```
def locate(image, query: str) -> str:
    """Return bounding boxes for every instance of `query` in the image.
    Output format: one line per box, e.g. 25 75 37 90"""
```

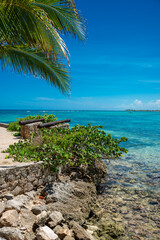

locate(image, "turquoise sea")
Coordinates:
0 110 160 193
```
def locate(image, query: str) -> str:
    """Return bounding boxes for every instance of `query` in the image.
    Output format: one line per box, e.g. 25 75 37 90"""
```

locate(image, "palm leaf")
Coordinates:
0 0 69 58
34 0 86 40
0 45 70 94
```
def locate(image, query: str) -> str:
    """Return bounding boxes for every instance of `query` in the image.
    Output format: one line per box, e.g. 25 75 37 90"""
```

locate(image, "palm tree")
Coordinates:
0 0 86 94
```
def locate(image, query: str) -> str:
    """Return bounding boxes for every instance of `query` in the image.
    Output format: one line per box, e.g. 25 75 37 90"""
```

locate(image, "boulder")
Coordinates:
19 208 36 232
0 210 19 227
36 226 58 240
36 211 51 226
53 225 73 240
69 221 93 240
31 205 47 215
0 227 23 240
11 186 23 196
48 211 64 228
5 199 23 211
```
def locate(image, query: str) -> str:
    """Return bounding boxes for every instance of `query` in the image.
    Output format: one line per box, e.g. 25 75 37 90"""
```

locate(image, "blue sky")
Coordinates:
1 0 160 110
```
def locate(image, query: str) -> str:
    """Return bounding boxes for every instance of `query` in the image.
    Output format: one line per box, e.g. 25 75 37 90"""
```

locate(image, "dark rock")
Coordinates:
3 194 14 200
31 205 47 215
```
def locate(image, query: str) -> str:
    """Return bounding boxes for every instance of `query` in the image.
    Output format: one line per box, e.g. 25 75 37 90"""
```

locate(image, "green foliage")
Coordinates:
6 124 128 172
7 113 57 132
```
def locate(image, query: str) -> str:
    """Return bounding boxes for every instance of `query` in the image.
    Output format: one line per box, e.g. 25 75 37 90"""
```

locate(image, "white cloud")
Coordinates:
133 99 143 105
148 100 160 107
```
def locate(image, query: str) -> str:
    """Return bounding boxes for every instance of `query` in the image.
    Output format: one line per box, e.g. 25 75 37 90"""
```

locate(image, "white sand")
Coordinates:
0 127 20 166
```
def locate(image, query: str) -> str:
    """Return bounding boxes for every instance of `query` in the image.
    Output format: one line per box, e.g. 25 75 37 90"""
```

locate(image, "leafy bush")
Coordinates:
7 114 57 132
6 124 128 172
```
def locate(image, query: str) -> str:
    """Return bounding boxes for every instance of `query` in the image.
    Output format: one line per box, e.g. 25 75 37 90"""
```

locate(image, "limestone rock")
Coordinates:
36 211 50 226
31 205 47 215
64 237 75 240
11 186 22 196
19 208 36 232
0 202 5 217
0 210 19 227
5 199 23 211
69 221 92 240
36 226 58 240
55 227 73 240
48 211 64 228
0 227 23 240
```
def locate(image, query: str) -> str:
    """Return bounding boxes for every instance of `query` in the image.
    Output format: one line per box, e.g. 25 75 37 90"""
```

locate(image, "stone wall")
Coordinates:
20 122 42 139
0 162 56 198
21 122 70 139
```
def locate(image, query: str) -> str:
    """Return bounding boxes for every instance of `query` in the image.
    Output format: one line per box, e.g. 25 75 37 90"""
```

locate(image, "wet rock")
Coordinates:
120 206 128 214
0 210 19 227
48 211 64 228
149 199 158 205
0 227 23 240
98 220 124 238
69 221 92 240
36 226 58 240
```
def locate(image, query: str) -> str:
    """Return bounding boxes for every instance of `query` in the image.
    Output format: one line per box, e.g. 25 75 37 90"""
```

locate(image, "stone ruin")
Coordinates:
20 119 70 139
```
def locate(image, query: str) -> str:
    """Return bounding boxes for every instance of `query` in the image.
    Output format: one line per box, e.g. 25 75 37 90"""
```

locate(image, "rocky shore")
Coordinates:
0 159 113 240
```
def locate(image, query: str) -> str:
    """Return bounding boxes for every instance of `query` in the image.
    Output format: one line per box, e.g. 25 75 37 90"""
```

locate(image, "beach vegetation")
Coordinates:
7 113 57 132
6 123 128 172
0 0 86 94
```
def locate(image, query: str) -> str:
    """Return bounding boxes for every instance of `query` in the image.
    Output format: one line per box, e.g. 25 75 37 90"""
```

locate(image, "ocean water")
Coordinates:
0 110 160 192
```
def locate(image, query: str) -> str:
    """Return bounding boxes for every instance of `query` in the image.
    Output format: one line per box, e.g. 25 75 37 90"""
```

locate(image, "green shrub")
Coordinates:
6 124 128 172
7 114 57 132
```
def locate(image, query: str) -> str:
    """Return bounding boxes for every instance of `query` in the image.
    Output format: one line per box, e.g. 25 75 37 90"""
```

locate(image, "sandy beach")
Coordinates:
0 127 20 167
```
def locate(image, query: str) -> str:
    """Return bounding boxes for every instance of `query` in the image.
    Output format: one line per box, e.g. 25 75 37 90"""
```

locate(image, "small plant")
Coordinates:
7 114 57 132
6 124 128 172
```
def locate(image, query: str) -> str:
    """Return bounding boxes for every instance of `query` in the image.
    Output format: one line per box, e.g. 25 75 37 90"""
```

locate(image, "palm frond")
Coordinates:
34 0 86 40
0 45 70 94
0 0 69 58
